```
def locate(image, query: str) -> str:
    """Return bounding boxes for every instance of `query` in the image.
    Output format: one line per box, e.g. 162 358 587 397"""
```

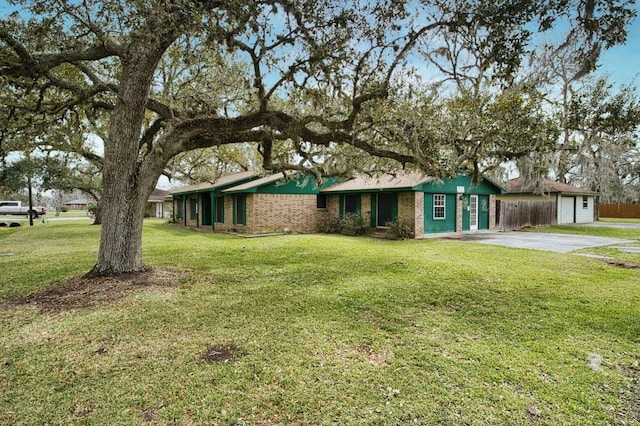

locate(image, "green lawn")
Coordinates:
1 221 638 424
601 217 640 224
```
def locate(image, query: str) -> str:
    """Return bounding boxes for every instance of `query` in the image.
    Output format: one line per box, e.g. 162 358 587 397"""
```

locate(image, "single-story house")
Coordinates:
170 171 257 229
495 178 598 230
171 171 505 237
64 199 90 210
319 171 505 236
170 171 340 233
145 188 172 218
220 173 341 233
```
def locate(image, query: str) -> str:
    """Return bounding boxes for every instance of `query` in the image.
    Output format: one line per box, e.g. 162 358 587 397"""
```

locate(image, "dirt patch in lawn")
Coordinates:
617 363 640 423
200 344 243 363
0 268 188 313
606 260 640 269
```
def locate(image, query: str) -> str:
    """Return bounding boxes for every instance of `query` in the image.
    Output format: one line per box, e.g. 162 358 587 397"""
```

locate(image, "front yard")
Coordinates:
1 220 638 424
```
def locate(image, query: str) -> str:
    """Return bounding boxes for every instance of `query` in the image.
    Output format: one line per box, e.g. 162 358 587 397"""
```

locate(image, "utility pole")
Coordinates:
28 175 34 227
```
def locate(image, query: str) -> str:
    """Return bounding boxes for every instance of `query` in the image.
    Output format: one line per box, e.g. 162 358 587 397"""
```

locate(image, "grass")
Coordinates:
600 217 640 224
1 220 639 424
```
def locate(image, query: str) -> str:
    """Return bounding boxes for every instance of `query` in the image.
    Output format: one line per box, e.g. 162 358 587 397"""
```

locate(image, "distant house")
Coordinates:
145 188 172 218
320 172 505 237
65 199 90 210
495 178 598 230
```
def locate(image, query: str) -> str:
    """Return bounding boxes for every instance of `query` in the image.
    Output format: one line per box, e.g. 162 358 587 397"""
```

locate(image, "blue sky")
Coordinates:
595 12 640 87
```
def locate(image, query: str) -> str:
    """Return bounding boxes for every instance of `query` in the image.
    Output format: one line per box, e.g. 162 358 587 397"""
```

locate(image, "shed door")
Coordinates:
470 195 478 231
560 196 575 224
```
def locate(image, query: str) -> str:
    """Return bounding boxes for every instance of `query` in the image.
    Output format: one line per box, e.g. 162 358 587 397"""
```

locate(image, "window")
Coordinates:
215 196 224 222
234 195 246 225
582 196 588 209
316 194 327 209
344 194 359 213
433 194 445 219
189 197 197 220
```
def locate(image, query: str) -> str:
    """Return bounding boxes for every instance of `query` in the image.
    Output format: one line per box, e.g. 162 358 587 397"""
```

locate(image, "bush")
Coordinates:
318 212 365 236
384 219 414 240
318 213 343 234
60 206 68 213
340 213 365 236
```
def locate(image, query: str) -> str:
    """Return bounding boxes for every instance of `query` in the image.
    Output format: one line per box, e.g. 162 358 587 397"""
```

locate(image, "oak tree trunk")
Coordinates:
86 50 166 277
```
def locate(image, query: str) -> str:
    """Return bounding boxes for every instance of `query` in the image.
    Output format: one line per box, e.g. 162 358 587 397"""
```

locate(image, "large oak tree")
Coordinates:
0 0 635 276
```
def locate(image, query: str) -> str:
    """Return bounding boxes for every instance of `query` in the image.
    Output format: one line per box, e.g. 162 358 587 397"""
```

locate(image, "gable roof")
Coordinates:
321 171 429 193
223 173 339 194
148 188 170 202
320 171 505 194
170 171 256 196
506 178 598 195
223 173 285 193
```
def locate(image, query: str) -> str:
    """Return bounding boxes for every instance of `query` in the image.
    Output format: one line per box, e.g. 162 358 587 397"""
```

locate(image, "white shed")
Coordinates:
496 179 598 228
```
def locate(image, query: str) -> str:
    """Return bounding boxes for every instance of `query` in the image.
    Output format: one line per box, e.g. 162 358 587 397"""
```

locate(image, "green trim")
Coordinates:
323 187 413 195
391 193 398 221
413 175 502 195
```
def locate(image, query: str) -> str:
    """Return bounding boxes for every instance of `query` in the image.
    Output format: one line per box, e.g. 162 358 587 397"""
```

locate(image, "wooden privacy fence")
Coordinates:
496 199 557 231
599 203 640 218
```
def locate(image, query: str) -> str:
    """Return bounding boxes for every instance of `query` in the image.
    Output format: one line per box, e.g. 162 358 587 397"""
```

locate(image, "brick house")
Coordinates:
221 173 340 233
320 171 504 237
170 170 504 237
170 171 257 229
170 172 338 233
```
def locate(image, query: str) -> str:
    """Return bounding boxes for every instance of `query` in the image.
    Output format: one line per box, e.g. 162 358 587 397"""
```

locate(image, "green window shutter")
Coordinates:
232 196 237 225
391 193 398 221
189 198 197 220
215 196 224 223
370 194 377 227
234 195 246 225
355 195 361 213
241 195 246 225
339 195 344 216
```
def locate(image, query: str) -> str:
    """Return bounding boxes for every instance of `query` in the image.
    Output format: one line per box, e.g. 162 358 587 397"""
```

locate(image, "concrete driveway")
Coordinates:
444 231 634 253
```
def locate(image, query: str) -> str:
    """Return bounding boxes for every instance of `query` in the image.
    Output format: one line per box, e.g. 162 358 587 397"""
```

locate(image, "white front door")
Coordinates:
470 195 478 231
155 203 163 218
